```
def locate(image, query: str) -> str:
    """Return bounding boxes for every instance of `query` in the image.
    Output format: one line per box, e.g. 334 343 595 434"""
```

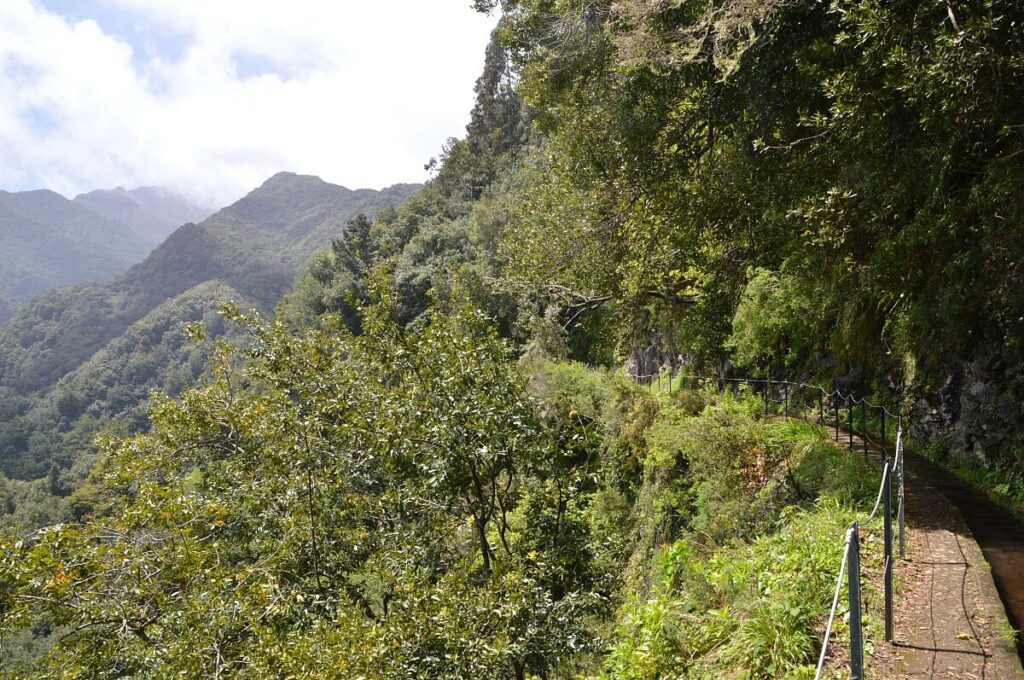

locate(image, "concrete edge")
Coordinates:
957 518 1023 679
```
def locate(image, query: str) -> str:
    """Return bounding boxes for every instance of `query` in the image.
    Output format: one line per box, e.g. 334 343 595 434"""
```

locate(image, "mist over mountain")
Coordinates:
0 190 153 325
0 173 420 478
73 186 213 247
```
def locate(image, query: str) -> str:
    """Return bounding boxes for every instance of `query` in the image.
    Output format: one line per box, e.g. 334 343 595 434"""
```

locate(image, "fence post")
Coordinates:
834 396 840 441
884 457 894 642
765 378 771 416
784 383 790 417
849 521 864 680
881 409 887 458
898 428 906 559
848 397 854 451
818 391 824 425
862 402 868 458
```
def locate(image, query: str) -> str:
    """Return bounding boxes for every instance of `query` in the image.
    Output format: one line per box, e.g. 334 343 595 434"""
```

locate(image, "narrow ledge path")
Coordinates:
823 425 1023 679
881 464 1020 679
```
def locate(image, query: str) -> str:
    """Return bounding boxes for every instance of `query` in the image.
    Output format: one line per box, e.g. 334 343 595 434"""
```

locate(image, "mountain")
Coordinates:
0 190 154 324
0 173 421 478
73 186 213 247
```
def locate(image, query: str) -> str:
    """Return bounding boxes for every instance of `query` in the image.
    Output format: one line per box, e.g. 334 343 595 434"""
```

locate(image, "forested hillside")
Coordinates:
73 186 212 247
0 190 152 325
0 174 419 479
0 1 1022 677
286 0 1024 462
487 0 1024 463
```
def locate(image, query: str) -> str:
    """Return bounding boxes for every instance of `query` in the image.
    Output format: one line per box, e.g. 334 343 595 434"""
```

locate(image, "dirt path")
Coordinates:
822 427 1022 678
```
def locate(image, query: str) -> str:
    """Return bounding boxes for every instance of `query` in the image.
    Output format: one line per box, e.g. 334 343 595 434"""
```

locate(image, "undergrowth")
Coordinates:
526 360 886 679
605 416 882 678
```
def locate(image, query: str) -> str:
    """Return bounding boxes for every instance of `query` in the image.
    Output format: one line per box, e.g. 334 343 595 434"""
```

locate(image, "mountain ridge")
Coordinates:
73 185 213 247
0 173 421 478
0 189 154 324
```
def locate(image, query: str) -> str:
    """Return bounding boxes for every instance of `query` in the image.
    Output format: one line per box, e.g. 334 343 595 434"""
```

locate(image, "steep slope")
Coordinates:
1 280 254 478
0 173 421 478
74 186 213 247
0 190 153 324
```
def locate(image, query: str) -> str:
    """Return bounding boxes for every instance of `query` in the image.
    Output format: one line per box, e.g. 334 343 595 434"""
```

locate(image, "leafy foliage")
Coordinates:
483 0 1024 457
604 404 880 679
0 335 881 677
728 269 817 373
0 288 606 677
2 2 1022 674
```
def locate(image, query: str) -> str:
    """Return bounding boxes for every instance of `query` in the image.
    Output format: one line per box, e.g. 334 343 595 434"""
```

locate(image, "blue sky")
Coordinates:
40 0 190 66
0 1 497 207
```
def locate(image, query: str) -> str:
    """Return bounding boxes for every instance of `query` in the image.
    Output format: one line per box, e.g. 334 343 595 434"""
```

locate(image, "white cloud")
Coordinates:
0 1 497 207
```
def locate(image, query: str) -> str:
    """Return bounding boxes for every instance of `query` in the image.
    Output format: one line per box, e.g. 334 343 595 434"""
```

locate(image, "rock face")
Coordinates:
910 348 1023 465
626 343 662 382
625 332 688 383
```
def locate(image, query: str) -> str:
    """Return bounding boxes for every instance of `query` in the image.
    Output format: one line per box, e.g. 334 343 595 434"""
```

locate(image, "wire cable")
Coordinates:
866 461 891 522
815 526 855 680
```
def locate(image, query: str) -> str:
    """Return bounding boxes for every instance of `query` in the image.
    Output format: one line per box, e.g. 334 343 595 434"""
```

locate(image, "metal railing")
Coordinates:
813 427 903 679
629 370 907 679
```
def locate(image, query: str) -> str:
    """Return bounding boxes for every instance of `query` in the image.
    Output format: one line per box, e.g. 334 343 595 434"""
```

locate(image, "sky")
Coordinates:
0 1 497 208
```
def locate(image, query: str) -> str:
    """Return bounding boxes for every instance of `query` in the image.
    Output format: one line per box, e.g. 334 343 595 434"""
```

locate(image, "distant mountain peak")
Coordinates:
256 171 344 193
224 173 357 233
73 186 213 247
0 188 153 323
8 188 65 202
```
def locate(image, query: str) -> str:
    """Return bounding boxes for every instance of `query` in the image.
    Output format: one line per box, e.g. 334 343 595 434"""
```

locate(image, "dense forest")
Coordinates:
1 0 1022 677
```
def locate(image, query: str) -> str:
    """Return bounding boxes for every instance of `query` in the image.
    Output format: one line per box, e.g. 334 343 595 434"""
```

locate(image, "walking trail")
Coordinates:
825 428 1023 679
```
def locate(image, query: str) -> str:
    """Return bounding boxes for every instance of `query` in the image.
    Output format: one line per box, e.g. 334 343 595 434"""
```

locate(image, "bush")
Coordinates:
728 269 818 372
606 498 874 679
602 392 880 679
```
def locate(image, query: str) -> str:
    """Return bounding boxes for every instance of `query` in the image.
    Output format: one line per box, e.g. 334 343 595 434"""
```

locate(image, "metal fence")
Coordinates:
628 371 906 680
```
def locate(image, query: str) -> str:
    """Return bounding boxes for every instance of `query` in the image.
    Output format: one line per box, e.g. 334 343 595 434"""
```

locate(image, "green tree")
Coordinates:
483 0 1024 446
0 282 601 677
46 464 61 497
